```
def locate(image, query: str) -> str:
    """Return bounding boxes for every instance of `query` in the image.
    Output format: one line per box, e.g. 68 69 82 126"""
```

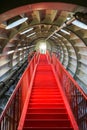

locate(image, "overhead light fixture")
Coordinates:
18 48 23 51
6 17 28 29
52 36 58 39
27 32 36 37
23 47 27 49
67 17 71 20
72 20 87 30
60 29 70 35
55 33 62 37
26 45 35 49
7 50 14 54
20 27 34 35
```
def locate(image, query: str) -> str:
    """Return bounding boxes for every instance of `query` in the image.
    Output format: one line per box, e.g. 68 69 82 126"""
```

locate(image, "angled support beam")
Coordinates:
45 17 75 41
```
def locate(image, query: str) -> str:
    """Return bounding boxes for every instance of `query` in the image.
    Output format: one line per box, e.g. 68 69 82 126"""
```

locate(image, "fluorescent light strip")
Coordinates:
60 29 70 35
27 45 35 49
72 20 87 30
7 50 14 54
27 32 36 37
23 47 27 49
6 17 28 29
18 48 22 51
67 17 71 20
55 33 62 37
52 35 58 39
20 27 34 35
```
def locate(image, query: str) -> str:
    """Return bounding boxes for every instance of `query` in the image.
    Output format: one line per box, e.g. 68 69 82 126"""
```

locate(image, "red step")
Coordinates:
30 99 64 103
27 108 67 114
23 127 74 130
23 119 72 127
22 54 74 130
29 103 65 108
31 95 62 99
25 113 69 119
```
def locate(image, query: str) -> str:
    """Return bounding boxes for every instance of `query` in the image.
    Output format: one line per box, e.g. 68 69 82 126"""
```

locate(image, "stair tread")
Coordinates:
26 113 68 114
23 127 74 130
27 108 67 112
29 102 64 104
30 99 63 100
23 127 73 128
25 119 70 121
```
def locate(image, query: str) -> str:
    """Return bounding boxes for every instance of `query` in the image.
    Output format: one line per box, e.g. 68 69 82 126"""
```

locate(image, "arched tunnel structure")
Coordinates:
0 0 87 130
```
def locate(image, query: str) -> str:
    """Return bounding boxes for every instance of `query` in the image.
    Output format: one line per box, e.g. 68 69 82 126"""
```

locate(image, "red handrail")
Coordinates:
51 53 87 100
50 53 87 130
0 52 39 130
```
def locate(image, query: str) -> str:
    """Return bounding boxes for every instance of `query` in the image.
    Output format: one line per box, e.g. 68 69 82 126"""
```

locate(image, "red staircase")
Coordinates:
22 54 74 130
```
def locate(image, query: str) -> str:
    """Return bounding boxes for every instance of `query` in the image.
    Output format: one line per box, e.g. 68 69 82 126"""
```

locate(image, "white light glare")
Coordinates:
52 36 58 39
6 17 28 29
27 32 36 37
20 27 34 35
24 47 27 49
61 29 70 35
7 50 14 54
55 33 62 37
18 48 22 51
67 17 71 20
72 20 87 30
39 42 46 54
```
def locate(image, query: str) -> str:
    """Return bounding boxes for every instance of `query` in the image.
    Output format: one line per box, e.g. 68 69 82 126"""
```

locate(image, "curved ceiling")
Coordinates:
0 1 87 93
0 0 87 14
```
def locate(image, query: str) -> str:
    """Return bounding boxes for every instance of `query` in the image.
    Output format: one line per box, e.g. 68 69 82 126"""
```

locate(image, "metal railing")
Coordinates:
0 53 39 130
51 53 87 130
0 52 87 130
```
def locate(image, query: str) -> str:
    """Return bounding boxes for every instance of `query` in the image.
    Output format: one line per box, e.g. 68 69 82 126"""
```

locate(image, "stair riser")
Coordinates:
30 97 63 100
31 89 60 92
27 108 67 113
29 103 65 108
33 84 57 87
31 95 62 99
30 99 64 103
26 113 69 119
31 93 62 96
23 127 74 130
24 120 71 127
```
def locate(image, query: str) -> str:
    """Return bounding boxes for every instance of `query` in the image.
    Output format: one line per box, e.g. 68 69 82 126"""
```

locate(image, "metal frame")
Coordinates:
51 53 87 130
0 52 39 130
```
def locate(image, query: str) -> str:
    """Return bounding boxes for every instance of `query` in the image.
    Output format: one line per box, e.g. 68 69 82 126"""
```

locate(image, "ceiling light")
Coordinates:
72 19 87 30
20 27 34 35
60 29 70 35
7 50 14 54
27 45 35 48
67 17 71 20
6 17 28 29
55 33 62 37
52 36 58 39
27 32 36 37
18 48 23 51
24 47 27 49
